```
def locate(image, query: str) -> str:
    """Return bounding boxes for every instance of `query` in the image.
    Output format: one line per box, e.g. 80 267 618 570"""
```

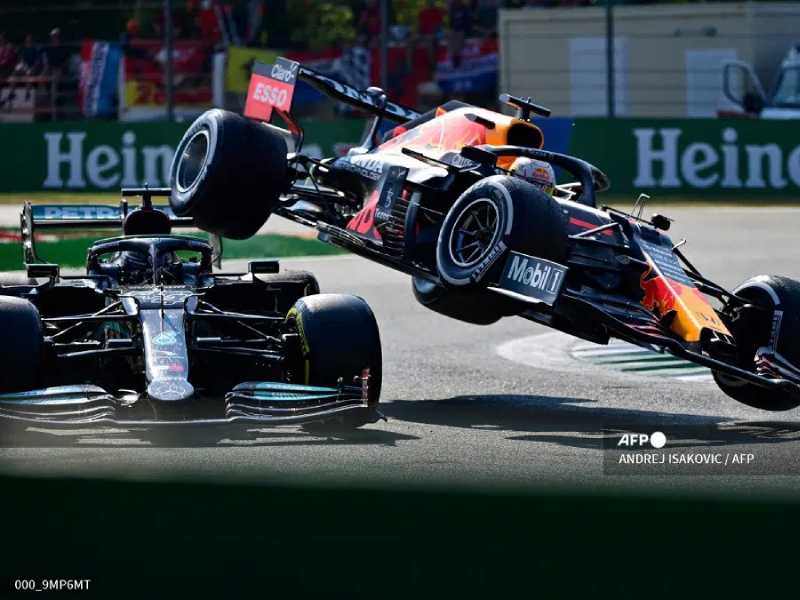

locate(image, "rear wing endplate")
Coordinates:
244 57 421 138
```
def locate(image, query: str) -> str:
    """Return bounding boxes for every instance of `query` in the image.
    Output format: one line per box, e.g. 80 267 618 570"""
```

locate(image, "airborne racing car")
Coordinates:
0 188 381 429
168 58 800 411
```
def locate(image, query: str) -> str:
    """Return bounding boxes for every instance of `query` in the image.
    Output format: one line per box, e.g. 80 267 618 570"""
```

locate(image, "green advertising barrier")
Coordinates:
0 119 364 193
2 116 799 197
569 118 800 199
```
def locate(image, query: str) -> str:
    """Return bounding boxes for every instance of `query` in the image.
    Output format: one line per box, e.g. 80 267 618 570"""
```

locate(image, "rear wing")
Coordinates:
244 57 421 153
297 66 420 122
20 187 222 274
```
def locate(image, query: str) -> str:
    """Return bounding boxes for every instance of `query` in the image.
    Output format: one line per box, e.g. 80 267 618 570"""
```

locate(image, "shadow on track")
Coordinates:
384 395 800 450
0 425 418 449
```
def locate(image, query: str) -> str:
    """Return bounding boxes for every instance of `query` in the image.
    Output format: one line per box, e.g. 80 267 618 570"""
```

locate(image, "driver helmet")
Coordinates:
112 250 149 284
509 157 556 195
112 249 180 284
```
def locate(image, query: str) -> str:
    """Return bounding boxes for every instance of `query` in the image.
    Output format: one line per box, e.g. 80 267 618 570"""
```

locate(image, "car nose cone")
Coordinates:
147 379 195 402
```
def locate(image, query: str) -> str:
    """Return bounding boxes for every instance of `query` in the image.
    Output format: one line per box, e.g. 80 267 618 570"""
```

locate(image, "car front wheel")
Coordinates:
435 175 567 288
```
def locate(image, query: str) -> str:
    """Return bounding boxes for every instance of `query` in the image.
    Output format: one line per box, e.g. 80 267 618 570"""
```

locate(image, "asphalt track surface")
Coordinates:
2 205 800 498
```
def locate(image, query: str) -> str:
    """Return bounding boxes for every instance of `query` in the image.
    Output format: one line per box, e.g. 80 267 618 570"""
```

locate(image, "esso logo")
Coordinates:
253 82 288 108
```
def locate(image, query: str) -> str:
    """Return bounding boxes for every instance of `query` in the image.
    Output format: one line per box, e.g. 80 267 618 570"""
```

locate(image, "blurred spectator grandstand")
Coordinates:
0 0 507 122
0 33 19 77
1 0 798 123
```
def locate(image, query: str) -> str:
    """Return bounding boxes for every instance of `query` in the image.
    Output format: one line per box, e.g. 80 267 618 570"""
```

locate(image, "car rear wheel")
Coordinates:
713 275 800 411
169 109 289 240
436 175 567 288
0 297 43 392
286 294 382 431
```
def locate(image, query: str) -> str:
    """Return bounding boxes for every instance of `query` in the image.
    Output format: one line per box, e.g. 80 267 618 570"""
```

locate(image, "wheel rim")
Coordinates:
175 129 210 193
448 198 501 268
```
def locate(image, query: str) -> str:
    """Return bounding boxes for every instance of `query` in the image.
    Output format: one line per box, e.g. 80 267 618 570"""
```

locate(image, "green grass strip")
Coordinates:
0 232 344 271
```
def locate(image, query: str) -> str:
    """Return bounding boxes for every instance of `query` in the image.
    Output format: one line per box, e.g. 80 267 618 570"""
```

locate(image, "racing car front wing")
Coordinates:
0 382 376 428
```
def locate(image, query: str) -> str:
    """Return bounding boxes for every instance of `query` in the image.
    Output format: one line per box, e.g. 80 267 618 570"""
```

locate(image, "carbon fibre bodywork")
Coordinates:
0 189 378 427
168 61 800 408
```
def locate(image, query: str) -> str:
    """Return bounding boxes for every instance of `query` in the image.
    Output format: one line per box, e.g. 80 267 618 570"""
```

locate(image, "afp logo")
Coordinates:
617 431 667 449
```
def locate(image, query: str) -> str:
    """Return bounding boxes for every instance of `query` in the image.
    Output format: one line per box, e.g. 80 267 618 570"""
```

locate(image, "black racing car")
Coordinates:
0 188 381 429
165 58 800 412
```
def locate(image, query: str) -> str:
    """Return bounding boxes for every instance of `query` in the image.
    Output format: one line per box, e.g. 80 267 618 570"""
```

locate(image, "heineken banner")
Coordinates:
0 120 364 193
563 118 800 199
0 118 799 196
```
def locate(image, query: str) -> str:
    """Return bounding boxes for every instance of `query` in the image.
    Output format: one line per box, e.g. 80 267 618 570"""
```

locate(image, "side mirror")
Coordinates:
249 260 280 275
27 263 59 280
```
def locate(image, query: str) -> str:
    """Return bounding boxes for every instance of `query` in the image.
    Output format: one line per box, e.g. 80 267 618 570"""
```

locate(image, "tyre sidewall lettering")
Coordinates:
437 178 514 287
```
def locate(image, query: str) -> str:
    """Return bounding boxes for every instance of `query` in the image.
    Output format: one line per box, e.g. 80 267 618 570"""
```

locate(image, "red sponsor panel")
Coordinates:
244 72 275 121
244 59 298 122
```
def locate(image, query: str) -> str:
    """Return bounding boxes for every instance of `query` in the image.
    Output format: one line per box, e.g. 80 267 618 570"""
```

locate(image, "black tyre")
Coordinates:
412 276 512 325
713 275 800 411
260 270 320 314
0 297 43 392
436 175 567 288
286 294 382 430
169 109 288 240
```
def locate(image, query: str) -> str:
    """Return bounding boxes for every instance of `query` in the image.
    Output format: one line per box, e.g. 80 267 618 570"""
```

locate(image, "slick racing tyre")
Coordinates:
0 297 43 392
412 276 513 325
436 175 566 288
713 275 800 411
260 270 320 314
286 294 382 430
169 109 288 240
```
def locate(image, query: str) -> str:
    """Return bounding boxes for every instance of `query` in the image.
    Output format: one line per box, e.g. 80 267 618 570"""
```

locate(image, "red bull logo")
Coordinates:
640 263 730 342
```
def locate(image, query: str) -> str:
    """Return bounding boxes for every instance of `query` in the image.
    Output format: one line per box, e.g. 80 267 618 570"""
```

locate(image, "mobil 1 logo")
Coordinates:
498 251 567 305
